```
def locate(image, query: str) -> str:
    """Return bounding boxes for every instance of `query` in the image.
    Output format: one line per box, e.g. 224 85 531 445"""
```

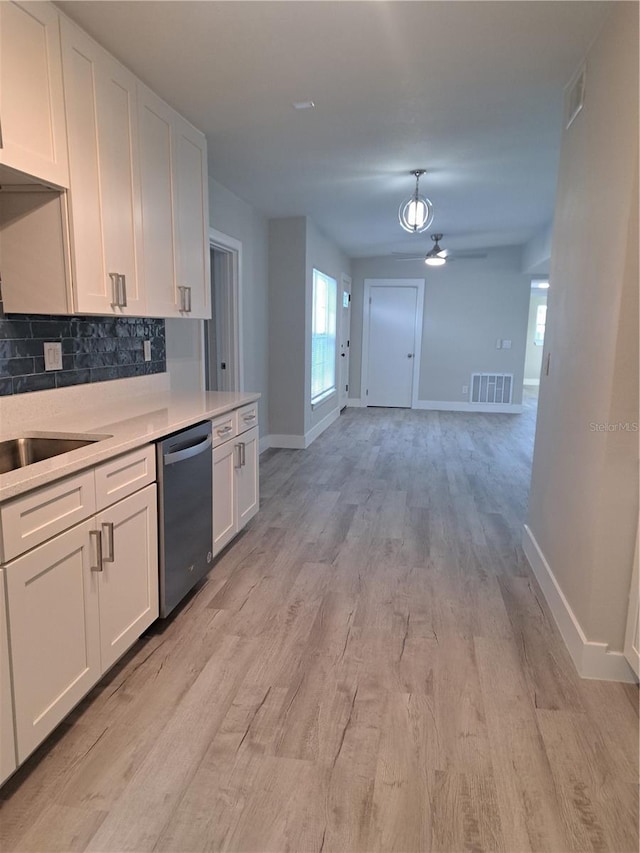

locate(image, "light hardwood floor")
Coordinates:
1 395 638 852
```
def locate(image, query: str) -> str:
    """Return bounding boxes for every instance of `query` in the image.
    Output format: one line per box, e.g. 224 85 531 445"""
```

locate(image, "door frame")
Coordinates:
204 228 244 392
361 278 425 409
339 273 352 410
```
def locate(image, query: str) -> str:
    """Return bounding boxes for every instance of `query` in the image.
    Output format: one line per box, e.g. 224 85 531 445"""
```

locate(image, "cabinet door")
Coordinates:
0 1 69 187
97 485 158 671
5 519 100 763
0 569 17 786
61 20 144 315
236 426 259 528
174 117 211 319
213 439 237 556
137 85 179 318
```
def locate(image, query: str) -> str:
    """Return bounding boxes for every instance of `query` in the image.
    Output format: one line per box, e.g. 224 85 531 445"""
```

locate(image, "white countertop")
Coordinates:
0 390 260 502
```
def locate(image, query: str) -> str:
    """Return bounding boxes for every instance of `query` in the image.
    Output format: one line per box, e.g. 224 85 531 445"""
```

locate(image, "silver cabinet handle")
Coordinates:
243 413 256 422
102 522 115 563
109 273 120 307
186 286 192 312
90 529 103 572
240 441 246 467
217 425 233 435
235 443 242 469
119 274 127 307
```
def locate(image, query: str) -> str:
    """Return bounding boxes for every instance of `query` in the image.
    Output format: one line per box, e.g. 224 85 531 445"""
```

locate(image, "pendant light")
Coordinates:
398 170 434 234
425 234 447 266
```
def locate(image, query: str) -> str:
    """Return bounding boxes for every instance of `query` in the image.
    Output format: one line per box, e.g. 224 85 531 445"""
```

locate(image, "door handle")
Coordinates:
90 529 103 572
102 522 115 563
341 353 346 357
407 353 414 358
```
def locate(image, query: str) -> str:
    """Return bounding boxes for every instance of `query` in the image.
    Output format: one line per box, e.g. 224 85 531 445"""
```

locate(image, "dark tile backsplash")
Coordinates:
0 287 166 396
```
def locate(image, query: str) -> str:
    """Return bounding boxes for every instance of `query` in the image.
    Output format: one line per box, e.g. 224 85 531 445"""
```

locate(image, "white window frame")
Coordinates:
311 269 337 408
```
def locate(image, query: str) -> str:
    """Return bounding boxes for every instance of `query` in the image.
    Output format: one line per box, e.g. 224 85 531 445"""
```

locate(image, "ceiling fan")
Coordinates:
393 234 487 266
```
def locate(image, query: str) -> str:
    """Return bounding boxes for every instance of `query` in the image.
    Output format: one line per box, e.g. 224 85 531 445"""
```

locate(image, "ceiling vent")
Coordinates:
565 65 586 129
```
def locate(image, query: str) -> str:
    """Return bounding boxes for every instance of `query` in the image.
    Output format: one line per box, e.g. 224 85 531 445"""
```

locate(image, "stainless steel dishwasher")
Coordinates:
157 421 213 617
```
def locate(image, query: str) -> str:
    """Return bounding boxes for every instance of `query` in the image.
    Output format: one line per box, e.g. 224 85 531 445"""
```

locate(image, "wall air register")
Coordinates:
470 373 513 404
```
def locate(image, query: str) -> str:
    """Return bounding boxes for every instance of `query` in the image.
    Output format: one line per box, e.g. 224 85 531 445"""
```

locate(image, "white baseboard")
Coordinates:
268 407 341 451
415 400 524 414
347 398 364 407
304 406 340 446
268 434 306 450
259 435 272 455
522 525 637 683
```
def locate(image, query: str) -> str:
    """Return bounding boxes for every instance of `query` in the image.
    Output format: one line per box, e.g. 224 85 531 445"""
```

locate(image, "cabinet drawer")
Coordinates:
0 470 96 562
212 412 236 447
236 402 258 435
94 446 155 511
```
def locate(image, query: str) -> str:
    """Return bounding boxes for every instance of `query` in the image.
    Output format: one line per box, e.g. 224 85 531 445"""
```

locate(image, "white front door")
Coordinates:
339 274 352 410
363 280 424 408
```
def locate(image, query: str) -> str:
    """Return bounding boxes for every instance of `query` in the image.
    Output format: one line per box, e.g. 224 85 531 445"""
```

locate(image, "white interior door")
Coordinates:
364 281 423 408
339 274 352 410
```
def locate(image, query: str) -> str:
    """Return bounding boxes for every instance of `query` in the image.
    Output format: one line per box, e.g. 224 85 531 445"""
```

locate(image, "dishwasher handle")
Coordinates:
163 434 212 465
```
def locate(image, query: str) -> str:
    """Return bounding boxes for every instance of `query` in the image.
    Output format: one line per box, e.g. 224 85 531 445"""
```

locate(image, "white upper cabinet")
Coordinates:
174 118 211 319
61 18 145 316
139 86 211 319
138 86 178 317
0 1 69 188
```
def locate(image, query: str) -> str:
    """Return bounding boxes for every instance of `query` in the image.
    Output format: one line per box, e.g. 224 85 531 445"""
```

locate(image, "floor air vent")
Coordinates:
471 373 513 404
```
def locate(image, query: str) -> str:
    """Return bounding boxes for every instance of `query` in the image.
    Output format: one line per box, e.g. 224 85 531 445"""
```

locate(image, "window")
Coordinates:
311 269 337 406
534 303 547 346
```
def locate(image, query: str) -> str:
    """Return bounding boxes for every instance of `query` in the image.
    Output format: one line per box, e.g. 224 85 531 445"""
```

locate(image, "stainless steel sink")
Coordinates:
0 435 109 475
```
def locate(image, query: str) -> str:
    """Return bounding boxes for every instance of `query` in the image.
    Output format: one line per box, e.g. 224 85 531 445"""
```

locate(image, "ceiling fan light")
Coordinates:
425 254 446 266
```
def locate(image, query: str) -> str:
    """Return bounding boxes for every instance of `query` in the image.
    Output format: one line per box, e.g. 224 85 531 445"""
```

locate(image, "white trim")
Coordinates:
361 279 425 409
269 434 306 450
259 435 272 455
208 228 244 392
415 400 524 414
522 524 637 683
311 388 337 409
269 406 340 451
524 379 541 387
347 398 364 408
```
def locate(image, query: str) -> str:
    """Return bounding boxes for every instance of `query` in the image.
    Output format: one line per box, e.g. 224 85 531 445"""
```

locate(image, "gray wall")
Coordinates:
305 218 351 433
523 290 547 383
527 1 638 650
350 247 531 405
268 217 307 438
166 177 270 432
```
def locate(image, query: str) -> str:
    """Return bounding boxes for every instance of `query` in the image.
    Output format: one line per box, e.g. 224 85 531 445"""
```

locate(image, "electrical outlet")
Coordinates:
462 385 469 396
496 338 502 349
502 339 512 350
43 342 62 371
143 340 152 362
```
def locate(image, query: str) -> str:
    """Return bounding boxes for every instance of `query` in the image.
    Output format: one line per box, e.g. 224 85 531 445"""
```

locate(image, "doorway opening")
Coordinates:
205 229 243 392
523 279 549 391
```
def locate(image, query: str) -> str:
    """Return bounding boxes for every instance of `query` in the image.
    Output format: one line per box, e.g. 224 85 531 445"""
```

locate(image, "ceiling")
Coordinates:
57 1 612 258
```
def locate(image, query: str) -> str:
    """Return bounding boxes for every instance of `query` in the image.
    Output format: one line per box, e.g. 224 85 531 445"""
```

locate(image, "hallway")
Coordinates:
1 402 638 852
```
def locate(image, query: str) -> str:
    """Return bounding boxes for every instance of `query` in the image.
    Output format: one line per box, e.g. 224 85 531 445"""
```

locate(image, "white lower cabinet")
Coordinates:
0 570 17 785
4 483 158 764
212 423 259 557
5 518 101 762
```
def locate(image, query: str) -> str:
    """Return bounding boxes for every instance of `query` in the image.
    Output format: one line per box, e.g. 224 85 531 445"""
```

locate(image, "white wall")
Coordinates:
350 247 531 406
523 291 547 384
166 177 270 432
526 2 638 672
